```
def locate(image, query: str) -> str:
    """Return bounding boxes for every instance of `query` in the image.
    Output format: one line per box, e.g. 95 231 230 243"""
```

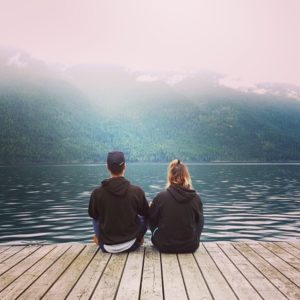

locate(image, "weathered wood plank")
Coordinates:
289 242 300 250
0 246 39 276
91 252 128 300
43 244 98 299
194 244 237 300
17 244 85 300
178 252 212 300
0 246 25 264
66 250 111 300
219 242 286 300
205 243 261 300
0 245 55 292
140 246 163 300
235 243 300 299
161 253 188 300
0 246 10 255
116 247 145 300
0 241 299 300
262 242 300 271
248 242 300 287
275 242 300 259
0 244 70 300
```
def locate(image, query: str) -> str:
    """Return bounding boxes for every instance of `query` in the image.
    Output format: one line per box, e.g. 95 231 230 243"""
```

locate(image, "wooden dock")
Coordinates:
0 241 300 299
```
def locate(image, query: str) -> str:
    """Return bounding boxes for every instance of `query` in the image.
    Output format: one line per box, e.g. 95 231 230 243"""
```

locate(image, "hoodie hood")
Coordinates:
167 184 196 203
101 177 130 196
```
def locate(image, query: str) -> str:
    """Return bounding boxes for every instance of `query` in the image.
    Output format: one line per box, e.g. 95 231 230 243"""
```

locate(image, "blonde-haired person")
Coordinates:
149 159 204 253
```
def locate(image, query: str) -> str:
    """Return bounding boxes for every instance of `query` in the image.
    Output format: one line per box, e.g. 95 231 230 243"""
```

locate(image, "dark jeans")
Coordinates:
92 215 148 253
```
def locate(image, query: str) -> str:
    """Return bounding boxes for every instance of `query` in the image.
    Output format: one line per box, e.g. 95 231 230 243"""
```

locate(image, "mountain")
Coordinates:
1 48 300 163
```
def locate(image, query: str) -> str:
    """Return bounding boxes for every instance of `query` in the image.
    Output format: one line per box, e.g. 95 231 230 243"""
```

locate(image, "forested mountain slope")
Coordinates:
1 51 300 163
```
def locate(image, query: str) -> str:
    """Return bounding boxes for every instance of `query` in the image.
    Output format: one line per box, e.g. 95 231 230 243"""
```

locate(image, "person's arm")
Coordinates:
88 190 99 219
195 195 204 235
149 195 160 232
138 191 149 218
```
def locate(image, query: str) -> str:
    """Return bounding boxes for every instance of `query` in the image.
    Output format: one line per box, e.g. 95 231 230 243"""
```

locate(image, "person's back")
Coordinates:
89 151 149 253
149 159 204 253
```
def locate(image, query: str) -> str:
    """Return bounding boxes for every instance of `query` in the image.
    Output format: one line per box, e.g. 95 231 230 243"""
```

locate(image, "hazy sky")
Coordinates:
0 0 299 85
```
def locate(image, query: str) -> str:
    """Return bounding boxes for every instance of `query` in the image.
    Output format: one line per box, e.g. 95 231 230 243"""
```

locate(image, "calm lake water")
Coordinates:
0 163 300 244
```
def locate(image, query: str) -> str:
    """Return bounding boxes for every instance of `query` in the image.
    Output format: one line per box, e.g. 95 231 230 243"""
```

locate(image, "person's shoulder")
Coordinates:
91 185 104 196
150 190 170 207
128 183 145 195
157 190 169 197
192 191 203 204
193 191 201 199
153 190 169 201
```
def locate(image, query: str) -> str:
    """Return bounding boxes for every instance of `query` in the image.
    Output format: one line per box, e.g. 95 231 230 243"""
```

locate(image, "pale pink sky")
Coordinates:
0 0 299 85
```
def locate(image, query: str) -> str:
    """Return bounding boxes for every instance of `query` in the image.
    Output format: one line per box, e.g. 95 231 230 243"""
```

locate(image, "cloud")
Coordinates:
218 76 257 91
6 53 27 68
219 75 300 100
253 88 267 95
164 74 188 86
136 73 189 86
136 75 159 83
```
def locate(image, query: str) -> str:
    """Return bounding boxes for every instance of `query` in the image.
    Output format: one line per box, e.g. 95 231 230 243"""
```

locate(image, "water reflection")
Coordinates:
0 164 300 244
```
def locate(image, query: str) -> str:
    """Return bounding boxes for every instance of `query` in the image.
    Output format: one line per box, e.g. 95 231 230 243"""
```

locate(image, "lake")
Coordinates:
0 163 300 245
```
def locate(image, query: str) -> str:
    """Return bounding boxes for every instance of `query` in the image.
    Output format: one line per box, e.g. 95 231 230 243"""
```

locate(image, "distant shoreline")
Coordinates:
1 161 300 167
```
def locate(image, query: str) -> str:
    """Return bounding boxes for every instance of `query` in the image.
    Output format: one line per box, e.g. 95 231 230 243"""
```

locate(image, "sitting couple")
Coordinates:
88 151 204 253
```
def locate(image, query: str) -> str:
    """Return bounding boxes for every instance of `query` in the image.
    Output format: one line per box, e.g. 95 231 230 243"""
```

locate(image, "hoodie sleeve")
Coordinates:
137 191 149 218
195 194 204 234
149 195 160 232
88 190 99 219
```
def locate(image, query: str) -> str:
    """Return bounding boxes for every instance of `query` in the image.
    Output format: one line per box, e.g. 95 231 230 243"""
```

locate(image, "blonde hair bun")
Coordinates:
167 159 192 188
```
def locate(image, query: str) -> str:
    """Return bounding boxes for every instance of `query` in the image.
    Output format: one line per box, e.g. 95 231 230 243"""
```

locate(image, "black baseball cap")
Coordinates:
107 151 125 173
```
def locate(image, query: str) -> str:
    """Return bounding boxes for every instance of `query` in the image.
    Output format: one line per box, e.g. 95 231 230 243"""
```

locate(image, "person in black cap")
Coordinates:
88 151 149 253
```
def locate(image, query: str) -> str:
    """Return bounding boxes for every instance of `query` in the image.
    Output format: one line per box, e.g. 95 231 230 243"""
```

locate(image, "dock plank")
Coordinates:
289 242 300 250
0 245 55 292
140 246 163 300
0 247 10 255
205 243 262 300
116 247 145 300
43 244 98 299
194 244 237 300
17 244 85 300
261 242 300 271
91 252 128 300
275 242 300 259
161 253 188 300
66 250 111 300
0 244 70 300
248 242 300 287
235 243 300 299
178 252 212 300
219 242 286 300
0 246 25 264
0 246 39 276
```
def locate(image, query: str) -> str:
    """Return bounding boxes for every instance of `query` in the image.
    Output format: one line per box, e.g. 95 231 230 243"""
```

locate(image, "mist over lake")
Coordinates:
1 163 300 245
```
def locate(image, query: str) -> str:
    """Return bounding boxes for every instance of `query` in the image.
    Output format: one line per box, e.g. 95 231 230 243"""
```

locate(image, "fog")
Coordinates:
0 0 299 86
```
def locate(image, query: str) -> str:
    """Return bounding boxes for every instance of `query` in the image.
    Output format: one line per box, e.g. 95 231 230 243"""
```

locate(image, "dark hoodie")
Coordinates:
149 184 204 253
88 177 149 245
